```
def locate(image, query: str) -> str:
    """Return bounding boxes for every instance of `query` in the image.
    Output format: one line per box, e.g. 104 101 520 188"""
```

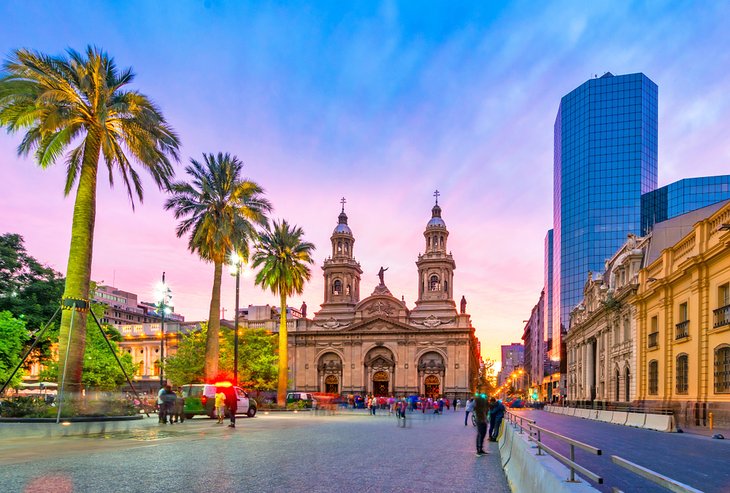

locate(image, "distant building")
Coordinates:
543 230 554 355
94 285 184 327
498 343 524 387
522 291 545 394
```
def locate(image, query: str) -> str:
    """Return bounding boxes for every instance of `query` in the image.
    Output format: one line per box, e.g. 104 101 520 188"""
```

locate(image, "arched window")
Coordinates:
624 367 630 402
676 354 688 394
346 284 351 295
429 275 440 291
615 369 620 401
648 360 658 395
333 279 342 295
623 317 630 342
440 235 444 247
444 280 448 293
715 345 730 393
337 241 342 254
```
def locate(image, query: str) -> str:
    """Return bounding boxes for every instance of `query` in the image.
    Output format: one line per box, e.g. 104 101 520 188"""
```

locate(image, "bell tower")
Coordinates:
412 191 457 317
314 198 362 322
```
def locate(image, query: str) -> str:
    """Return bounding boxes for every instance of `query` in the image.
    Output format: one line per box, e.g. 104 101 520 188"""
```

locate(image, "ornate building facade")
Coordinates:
288 197 481 399
565 234 648 405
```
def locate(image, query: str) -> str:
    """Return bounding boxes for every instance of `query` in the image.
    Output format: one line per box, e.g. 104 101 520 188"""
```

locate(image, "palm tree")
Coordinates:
165 153 271 380
0 47 180 392
252 220 314 406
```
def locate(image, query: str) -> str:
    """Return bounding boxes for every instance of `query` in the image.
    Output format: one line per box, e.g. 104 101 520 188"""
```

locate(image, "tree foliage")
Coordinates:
0 233 64 332
164 323 278 390
0 311 29 388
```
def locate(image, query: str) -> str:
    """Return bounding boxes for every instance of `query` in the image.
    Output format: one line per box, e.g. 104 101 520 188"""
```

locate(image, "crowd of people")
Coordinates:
345 394 464 414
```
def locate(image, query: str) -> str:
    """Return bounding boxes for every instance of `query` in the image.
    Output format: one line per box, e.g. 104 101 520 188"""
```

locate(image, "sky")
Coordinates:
2 1 730 365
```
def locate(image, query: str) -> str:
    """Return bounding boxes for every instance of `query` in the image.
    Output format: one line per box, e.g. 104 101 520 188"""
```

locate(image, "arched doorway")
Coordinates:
318 352 342 394
373 371 390 396
424 375 440 398
325 374 339 394
365 347 396 396
615 369 620 401
418 351 445 398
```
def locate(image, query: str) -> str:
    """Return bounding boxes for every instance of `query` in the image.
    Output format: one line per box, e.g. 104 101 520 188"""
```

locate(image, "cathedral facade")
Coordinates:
288 197 481 400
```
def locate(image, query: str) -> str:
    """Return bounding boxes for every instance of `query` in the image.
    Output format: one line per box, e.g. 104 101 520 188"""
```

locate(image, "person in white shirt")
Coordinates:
464 397 475 426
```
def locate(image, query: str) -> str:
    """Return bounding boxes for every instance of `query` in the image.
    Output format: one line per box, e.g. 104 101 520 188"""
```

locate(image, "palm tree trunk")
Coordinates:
204 261 223 381
277 291 288 407
56 136 101 394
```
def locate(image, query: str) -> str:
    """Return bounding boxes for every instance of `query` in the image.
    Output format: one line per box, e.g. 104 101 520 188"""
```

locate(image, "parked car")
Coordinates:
286 392 316 408
182 383 257 419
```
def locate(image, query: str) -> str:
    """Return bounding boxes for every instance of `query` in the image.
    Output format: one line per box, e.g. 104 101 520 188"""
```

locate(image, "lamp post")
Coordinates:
156 273 172 387
229 253 243 386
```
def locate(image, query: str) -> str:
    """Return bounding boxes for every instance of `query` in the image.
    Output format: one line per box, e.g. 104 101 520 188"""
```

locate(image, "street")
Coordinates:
0 409 509 493
516 409 730 493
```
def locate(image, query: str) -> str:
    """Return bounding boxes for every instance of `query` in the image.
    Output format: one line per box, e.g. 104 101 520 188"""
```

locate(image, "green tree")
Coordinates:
0 311 29 388
479 358 497 395
165 153 271 381
0 47 180 392
252 220 314 406
41 305 135 391
164 324 278 390
0 233 64 365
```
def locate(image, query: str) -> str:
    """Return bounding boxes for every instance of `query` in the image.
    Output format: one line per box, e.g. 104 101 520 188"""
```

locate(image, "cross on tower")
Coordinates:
433 189 440 205
340 196 346 212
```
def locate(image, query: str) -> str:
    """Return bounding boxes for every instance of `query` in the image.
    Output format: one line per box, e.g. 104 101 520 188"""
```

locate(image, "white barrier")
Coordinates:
642 413 676 432
499 420 600 493
625 412 646 428
596 410 613 422
610 411 628 426
574 408 590 419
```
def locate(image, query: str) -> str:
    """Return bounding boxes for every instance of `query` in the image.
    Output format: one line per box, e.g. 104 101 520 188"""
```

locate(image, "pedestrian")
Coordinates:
215 389 226 424
438 398 445 414
454 398 461 411
157 385 166 423
489 398 506 441
224 386 237 428
464 397 475 426
474 392 489 456
160 385 176 424
172 387 185 423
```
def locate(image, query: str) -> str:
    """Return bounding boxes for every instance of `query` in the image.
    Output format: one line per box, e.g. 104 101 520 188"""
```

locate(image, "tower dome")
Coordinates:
427 203 446 229
333 209 352 235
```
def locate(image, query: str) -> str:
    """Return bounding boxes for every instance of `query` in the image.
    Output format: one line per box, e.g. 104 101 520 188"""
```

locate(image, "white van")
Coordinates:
182 383 257 419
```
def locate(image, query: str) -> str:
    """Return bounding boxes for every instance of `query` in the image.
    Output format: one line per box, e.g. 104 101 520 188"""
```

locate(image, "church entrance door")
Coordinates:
424 375 440 398
373 371 389 396
325 375 339 394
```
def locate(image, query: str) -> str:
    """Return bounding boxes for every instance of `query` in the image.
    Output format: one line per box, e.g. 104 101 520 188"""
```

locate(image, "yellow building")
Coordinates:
635 201 730 429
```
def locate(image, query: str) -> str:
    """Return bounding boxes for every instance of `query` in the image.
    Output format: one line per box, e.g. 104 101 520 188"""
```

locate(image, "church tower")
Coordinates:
313 198 362 323
412 191 457 318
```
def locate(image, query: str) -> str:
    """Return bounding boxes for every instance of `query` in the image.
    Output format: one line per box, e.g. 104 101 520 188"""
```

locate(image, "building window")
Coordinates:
676 354 688 394
623 317 630 342
624 367 630 402
333 279 342 295
648 316 658 348
715 345 730 394
676 302 689 339
648 360 658 395
714 283 730 328
615 369 620 401
429 275 440 291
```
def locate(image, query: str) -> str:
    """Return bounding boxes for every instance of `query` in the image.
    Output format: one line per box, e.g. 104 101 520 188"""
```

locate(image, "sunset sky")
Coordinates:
2 1 730 364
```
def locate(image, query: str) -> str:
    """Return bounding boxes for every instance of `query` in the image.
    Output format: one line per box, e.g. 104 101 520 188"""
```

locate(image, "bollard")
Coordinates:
709 412 713 431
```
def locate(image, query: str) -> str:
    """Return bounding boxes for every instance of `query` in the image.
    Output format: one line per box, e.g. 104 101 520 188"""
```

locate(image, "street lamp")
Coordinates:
155 272 172 387
229 252 244 386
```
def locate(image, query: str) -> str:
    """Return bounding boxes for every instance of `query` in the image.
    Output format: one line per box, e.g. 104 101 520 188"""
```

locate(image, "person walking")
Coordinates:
224 386 238 428
454 398 461 411
489 398 506 441
474 392 489 456
215 389 226 424
172 387 185 423
157 385 166 424
160 385 176 424
464 397 475 426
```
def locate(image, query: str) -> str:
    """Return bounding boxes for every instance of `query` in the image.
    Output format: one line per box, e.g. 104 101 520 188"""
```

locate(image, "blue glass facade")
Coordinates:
552 73 658 352
641 176 730 234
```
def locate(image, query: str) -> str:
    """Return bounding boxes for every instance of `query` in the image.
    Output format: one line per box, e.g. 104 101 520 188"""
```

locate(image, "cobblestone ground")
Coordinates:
0 408 510 493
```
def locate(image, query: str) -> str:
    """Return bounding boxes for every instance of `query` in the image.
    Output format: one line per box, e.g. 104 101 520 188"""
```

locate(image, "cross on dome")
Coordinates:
340 196 346 212
433 189 440 205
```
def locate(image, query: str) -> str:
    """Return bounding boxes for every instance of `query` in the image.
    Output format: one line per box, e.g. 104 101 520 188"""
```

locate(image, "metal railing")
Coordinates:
506 411 603 484
610 455 704 493
675 320 689 340
713 304 730 328
648 332 659 348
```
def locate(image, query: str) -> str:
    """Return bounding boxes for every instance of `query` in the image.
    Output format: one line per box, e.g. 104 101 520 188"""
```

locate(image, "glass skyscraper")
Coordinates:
551 72 658 361
641 175 730 235
544 229 553 354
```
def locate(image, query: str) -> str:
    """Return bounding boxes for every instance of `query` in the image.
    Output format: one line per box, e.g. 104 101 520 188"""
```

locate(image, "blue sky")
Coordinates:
2 1 730 363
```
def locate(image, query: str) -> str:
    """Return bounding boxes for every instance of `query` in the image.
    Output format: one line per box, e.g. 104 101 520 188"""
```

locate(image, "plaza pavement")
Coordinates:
0 408 510 493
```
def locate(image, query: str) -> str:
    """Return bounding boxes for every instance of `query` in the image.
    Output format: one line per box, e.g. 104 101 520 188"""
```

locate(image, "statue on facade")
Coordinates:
300 301 307 318
460 295 467 314
378 266 388 285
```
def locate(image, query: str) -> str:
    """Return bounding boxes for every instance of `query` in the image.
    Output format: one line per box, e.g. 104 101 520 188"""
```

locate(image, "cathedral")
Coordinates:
288 195 481 400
